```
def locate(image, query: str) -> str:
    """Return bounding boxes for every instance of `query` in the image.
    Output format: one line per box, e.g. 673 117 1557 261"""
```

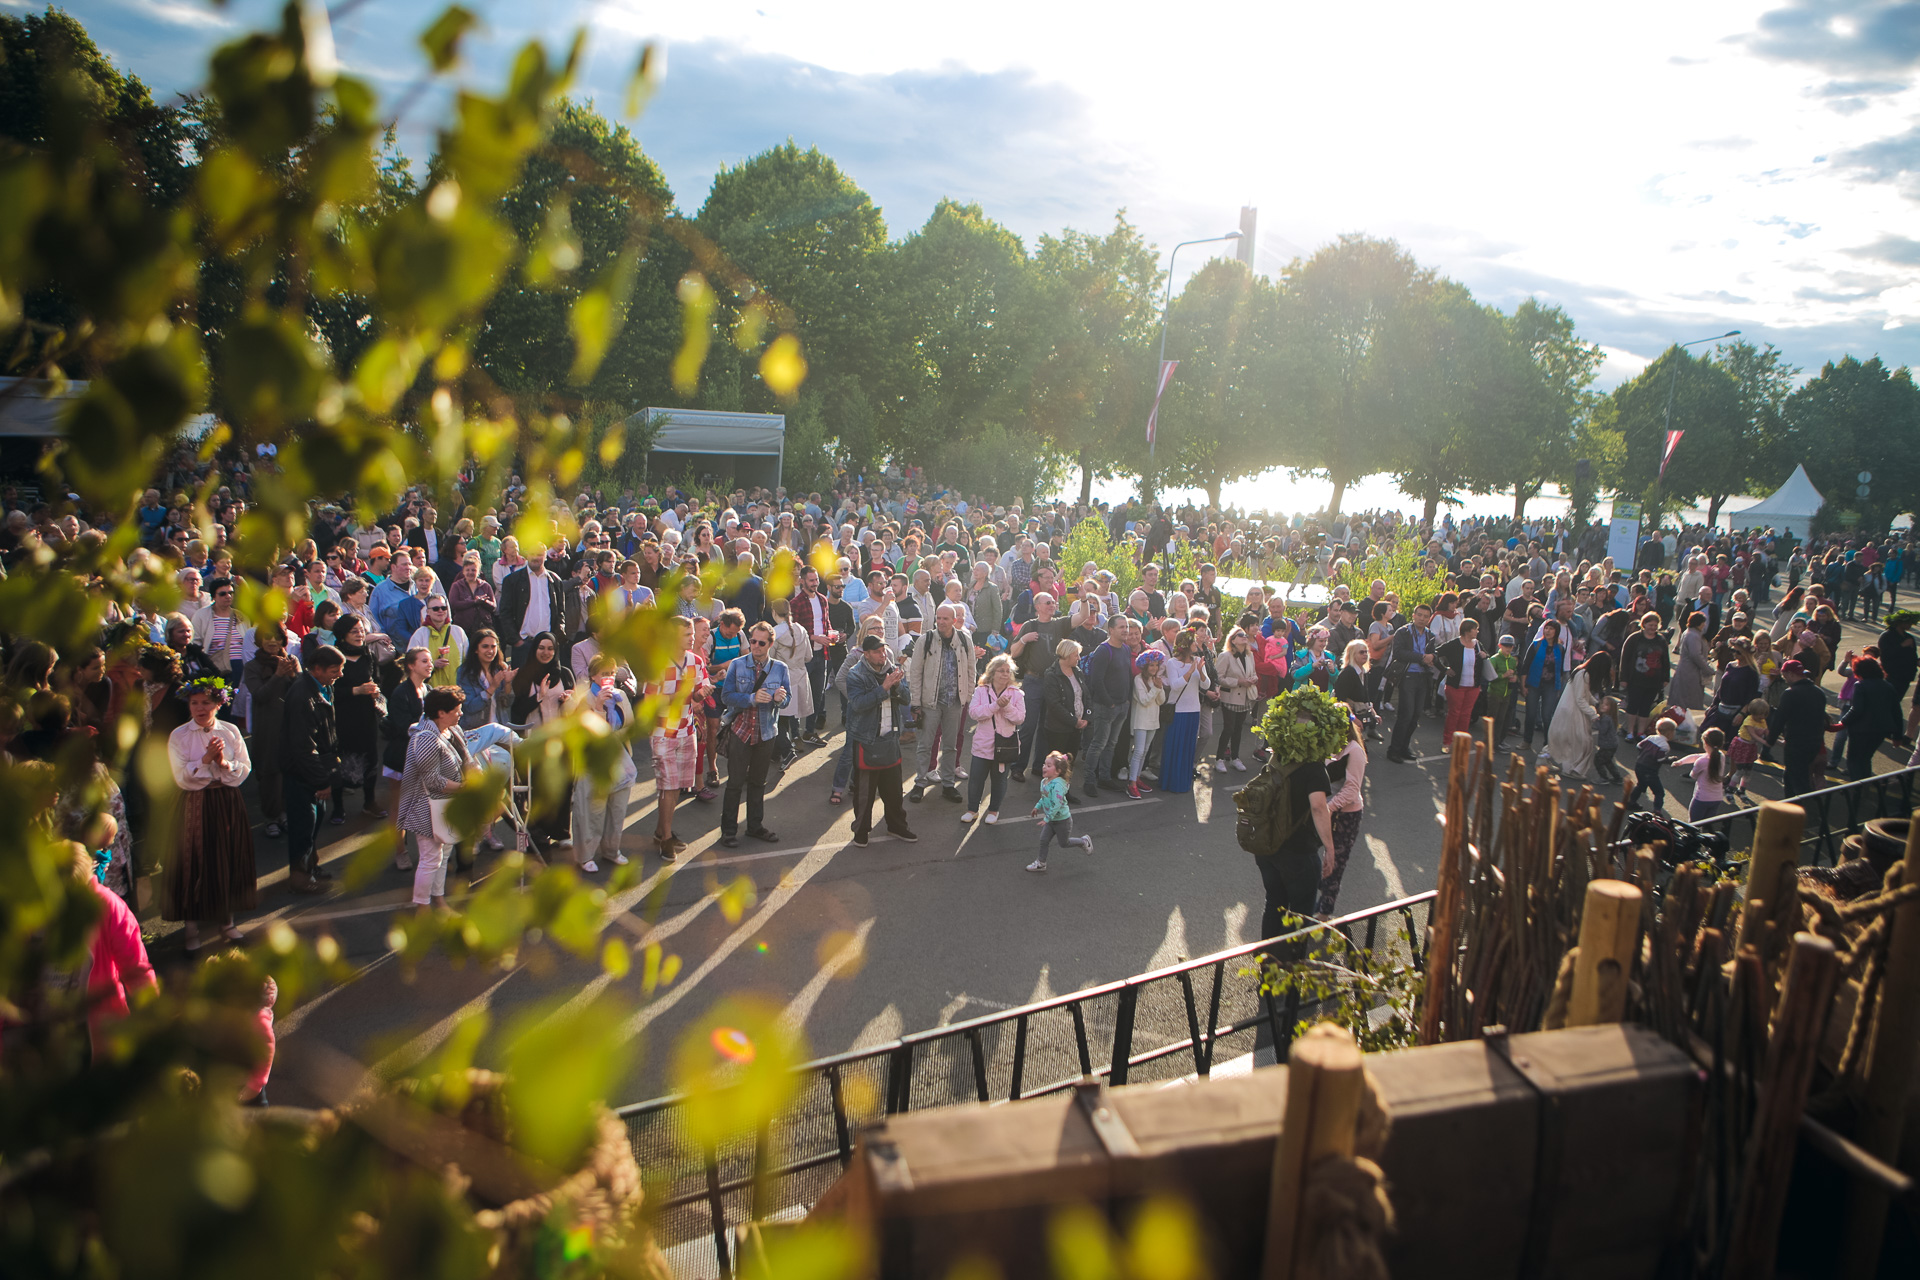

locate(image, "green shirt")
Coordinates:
1489 651 1518 697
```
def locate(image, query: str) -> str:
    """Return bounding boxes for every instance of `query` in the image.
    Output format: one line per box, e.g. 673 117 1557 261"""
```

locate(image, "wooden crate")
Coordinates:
812 1025 1698 1279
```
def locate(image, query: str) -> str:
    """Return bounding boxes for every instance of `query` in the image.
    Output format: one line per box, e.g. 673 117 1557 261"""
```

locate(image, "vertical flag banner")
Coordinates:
1660 429 1684 478
1146 359 1178 446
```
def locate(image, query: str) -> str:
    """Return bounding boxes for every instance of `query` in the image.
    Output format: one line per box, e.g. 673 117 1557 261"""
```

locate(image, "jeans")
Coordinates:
1082 700 1127 791
1034 818 1089 864
1627 763 1666 810
1128 728 1156 785
1019 673 1048 773
412 835 451 904
286 778 326 876
833 734 855 793
722 736 776 836
1390 671 1431 757
915 699 967 788
806 653 828 733
1217 707 1250 761
1523 682 1562 747
965 755 1011 814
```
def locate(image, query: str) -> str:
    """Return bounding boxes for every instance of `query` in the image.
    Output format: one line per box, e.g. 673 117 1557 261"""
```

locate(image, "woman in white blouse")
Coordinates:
768 596 815 763
164 678 256 950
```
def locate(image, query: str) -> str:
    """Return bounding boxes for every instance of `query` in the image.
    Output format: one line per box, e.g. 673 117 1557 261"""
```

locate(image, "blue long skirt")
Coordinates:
1160 710 1200 794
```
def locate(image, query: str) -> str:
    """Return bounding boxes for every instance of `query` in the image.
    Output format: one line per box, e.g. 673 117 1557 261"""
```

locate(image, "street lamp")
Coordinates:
1148 231 1243 471
1652 329 1740 528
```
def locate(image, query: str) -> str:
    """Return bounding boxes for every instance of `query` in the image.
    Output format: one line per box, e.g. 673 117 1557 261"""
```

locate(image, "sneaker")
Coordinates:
943 785 963 803
1008 770 1027 785
696 786 717 802
1231 759 1248 772
960 810 977 823
984 812 999 824
1214 760 1229 773
264 821 282 838
329 813 346 826
611 852 629 866
1079 835 1094 854
721 835 741 848
851 830 870 847
887 825 920 843
580 860 599 873
1382 702 1395 712
1026 859 1047 873
1127 781 1143 800
909 784 927 803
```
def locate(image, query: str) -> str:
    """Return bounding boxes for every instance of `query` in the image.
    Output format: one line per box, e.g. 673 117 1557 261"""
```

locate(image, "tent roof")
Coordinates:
1725 463 1824 526
632 407 784 456
0 377 84 438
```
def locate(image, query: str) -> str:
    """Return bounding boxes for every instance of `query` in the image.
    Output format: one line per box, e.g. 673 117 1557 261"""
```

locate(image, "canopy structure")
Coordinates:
0 377 84 437
630 408 785 491
1723 464 1824 540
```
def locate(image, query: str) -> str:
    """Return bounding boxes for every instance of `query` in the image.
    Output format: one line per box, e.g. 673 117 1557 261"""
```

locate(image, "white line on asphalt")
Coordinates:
276 950 396 1039
780 919 876 1036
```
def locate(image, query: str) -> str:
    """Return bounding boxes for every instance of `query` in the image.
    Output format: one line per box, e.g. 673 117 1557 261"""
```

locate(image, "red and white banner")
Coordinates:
1145 359 1179 445
1660 428 1684 478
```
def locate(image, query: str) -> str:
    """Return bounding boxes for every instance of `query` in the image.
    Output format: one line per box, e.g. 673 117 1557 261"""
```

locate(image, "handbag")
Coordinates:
857 738 903 770
427 796 459 845
993 728 1021 763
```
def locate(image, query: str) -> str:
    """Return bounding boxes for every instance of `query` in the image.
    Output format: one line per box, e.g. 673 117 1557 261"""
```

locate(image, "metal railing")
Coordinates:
618 892 1434 1276
1691 765 1917 867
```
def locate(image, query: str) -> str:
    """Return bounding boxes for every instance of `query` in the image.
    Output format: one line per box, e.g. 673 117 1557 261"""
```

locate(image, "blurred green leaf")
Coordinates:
420 4 480 72
670 995 805 1149
1049 1204 1121 1280
502 996 633 1168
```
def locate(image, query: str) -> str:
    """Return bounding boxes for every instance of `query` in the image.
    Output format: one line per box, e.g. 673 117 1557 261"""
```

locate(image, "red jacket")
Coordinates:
87 880 157 1051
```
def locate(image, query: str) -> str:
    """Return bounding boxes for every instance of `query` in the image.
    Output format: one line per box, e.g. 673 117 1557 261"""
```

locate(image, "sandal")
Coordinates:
829 790 844 805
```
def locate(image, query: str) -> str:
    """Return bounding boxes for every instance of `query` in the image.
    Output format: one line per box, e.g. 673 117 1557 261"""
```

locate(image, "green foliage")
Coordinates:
1330 540 1440 611
1252 914 1425 1053
1254 685 1351 766
1779 355 1920 534
925 419 1063 508
1059 515 1141 599
1606 346 1750 525
1157 258 1286 505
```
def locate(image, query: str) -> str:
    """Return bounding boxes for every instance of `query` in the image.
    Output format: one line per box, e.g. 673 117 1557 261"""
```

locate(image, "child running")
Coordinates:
1625 716 1678 812
1028 750 1093 872
1675 727 1730 821
1729 697 1769 799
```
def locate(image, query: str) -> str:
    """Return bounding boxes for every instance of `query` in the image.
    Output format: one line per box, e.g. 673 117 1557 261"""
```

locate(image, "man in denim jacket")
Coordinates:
718 620 792 847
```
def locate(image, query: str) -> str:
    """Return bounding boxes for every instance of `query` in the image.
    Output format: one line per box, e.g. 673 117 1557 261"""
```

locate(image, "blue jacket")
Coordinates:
844 653 911 747
1086 640 1132 706
371 576 413 639
720 653 792 741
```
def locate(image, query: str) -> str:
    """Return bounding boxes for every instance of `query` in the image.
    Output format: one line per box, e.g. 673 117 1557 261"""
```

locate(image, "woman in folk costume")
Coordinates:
164 676 256 951
1547 651 1614 784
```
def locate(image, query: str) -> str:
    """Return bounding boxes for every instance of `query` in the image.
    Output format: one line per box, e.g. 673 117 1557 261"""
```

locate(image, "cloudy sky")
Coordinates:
51 0 1920 389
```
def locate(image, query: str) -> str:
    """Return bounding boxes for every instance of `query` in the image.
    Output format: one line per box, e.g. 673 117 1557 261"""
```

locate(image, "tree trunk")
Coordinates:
1206 472 1223 510
1514 485 1528 522
1078 450 1094 507
1327 471 1349 521
1422 489 1440 529
1708 494 1724 530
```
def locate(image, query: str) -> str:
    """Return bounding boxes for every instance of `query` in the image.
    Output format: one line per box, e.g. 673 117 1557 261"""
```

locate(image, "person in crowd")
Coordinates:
718 621 789 848
1436 617 1492 749
1840 656 1900 781
571 655 638 871
280 644 342 894
241 623 300 838
397 686 474 906
330 616 384 824
1676 727 1730 822
1026 750 1094 872
1387 602 1438 763
455 628 512 729
164 677 255 950
1158 627 1211 793
1668 611 1714 716
1009 590 1071 783
1766 659 1828 798
908 604 977 804
382 646 434 867
768 595 816 766
1547 651 1613 783
449 555 498 638
845 634 917 847
510 630 576 856
1213 626 1259 771
1043 637 1089 770
1519 617 1566 756
1618 612 1671 737
963 654 1025 824
1317 714 1368 918
640 618 703 861
407 595 466 688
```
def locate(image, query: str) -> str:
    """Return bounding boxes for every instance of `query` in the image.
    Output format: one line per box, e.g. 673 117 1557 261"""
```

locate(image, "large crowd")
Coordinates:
4 452 1914 962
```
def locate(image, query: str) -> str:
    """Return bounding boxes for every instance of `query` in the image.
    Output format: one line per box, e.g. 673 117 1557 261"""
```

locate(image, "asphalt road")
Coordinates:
153 608 1907 1115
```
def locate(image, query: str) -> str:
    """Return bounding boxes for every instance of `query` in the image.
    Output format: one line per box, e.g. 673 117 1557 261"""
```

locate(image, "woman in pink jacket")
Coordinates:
82 846 158 1056
961 654 1026 825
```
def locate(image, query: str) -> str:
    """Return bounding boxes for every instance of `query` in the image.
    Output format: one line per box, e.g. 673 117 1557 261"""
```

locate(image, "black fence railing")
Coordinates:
1691 765 1918 867
618 892 1434 1277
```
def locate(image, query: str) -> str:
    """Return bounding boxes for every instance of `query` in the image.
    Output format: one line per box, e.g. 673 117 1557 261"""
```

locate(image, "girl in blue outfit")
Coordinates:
1028 750 1093 872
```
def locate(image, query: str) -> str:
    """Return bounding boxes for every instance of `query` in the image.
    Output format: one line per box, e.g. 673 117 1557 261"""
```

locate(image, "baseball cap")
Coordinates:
1781 659 1806 676
861 635 886 652
1497 634 1516 647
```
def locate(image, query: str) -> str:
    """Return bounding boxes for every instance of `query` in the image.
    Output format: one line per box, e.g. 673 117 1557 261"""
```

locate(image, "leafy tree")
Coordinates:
1275 234 1430 518
1779 355 1920 531
1025 213 1162 504
1706 338 1799 527
1375 280 1501 527
694 142 890 411
1604 346 1746 527
473 99 681 410
883 198 1042 455
1156 257 1284 507
1501 298 1603 520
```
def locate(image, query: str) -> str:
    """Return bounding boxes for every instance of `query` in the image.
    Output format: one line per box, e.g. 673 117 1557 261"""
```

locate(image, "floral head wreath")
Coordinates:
178 675 233 706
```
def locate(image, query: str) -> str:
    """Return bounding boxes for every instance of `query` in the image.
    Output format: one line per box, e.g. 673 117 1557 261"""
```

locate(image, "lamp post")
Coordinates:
1144 231 1242 499
1651 329 1740 529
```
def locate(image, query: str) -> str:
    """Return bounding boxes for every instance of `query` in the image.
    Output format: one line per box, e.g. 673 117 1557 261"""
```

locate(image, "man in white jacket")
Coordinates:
908 604 979 804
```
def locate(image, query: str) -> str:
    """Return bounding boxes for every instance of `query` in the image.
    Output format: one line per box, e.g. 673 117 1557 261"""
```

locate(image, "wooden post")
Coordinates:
1841 811 1920 1279
1738 801 1805 951
1418 733 1474 1045
1568 880 1643 1026
1724 933 1841 1280
1262 1023 1365 1280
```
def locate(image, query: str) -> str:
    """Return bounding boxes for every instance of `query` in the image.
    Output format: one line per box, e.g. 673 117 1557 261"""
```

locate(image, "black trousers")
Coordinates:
1391 672 1431 757
722 735 775 837
851 760 907 838
1782 743 1819 798
1256 851 1322 959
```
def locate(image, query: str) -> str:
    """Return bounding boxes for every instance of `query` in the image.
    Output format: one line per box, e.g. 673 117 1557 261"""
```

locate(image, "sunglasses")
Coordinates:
749 638 770 648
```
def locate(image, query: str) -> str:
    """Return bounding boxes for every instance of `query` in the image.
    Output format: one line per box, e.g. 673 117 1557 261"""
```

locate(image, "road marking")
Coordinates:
276 950 396 1039
779 919 875 1036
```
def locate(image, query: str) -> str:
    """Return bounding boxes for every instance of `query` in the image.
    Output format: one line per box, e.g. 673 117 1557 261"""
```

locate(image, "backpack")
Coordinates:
1234 760 1309 856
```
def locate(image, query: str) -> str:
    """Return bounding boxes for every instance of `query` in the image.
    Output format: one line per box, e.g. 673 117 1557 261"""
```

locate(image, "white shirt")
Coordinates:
522 567 552 637
1459 641 1478 687
168 718 253 790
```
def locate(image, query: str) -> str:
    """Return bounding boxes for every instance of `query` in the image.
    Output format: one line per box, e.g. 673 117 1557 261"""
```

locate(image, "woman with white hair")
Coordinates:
962 654 1025 823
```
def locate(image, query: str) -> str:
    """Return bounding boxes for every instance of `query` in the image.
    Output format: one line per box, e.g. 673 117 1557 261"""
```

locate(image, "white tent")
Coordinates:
1724 463 1824 540
629 407 785 489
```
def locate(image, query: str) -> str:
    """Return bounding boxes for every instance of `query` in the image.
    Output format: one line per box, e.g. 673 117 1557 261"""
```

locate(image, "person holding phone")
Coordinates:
718 621 791 847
